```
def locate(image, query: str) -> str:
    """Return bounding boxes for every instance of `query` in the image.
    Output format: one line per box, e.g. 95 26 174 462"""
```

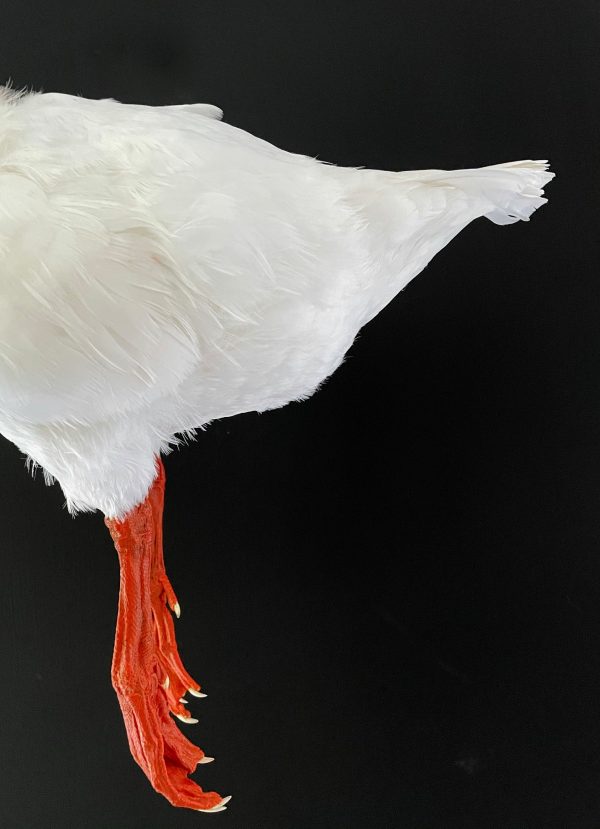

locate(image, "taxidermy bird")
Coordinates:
0 83 553 813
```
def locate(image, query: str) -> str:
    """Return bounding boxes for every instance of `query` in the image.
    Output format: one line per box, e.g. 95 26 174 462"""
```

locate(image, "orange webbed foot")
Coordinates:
105 458 230 812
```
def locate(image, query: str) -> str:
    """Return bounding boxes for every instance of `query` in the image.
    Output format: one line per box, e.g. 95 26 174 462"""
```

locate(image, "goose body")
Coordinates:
0 85 554 812
0 87 553 517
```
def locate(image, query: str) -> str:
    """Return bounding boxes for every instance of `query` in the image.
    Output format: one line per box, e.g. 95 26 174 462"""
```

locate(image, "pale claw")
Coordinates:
198 756 214 764
189 688 207 698
198 796 232 813
176 714 199 724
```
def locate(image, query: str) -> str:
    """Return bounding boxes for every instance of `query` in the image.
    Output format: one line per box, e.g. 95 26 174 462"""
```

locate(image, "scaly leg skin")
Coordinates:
105 457 230 813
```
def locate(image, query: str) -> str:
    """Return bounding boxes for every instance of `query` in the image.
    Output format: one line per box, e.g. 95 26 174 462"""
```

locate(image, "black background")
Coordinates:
0 1 598 827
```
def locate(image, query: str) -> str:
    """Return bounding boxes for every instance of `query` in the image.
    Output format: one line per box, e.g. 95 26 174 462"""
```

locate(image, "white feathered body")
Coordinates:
0 88 553 517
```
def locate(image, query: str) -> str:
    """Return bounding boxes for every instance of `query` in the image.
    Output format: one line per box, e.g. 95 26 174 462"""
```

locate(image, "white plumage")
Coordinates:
0 85 554 518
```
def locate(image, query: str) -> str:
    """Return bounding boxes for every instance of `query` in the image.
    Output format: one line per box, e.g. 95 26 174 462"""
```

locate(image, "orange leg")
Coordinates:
105 458 229 812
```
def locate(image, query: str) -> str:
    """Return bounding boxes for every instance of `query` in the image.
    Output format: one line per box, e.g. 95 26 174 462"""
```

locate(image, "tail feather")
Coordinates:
439 159 555 226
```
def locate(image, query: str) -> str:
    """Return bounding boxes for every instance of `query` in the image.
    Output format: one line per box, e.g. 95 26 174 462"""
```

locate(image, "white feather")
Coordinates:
0 86 554 518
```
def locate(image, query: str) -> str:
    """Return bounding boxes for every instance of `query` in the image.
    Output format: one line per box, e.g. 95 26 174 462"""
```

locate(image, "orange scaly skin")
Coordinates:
105 458 223 811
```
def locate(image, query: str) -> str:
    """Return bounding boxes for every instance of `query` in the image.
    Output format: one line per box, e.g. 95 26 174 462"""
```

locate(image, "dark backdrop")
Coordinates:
0 1 597 827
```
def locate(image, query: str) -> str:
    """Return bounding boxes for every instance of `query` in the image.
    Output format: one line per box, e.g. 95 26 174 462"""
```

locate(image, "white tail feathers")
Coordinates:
468 159 555 226
430 159 554 226
481 160 554 225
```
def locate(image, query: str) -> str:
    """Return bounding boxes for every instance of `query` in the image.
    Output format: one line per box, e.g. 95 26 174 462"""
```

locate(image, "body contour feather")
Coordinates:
0 87 554 517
